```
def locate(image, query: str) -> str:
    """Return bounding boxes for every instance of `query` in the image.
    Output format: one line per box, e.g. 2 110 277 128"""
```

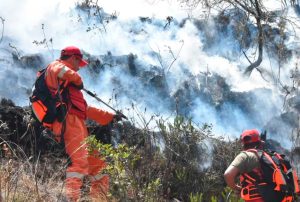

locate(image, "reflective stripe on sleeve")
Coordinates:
66 172 85 179
58 66 68 79
286 168 293 175
89 173 109 182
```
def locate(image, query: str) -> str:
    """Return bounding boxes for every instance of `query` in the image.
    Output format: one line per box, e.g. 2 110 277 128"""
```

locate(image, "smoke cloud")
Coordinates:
0 0 299 148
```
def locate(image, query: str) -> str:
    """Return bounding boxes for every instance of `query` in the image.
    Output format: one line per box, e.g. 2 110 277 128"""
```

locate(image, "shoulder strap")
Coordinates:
37 68 46 77
246 148 262 159
262 150 281 169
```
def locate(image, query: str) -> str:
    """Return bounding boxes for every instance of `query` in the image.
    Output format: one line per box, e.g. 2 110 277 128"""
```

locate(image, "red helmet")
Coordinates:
240 129 261 145
61 46 88 67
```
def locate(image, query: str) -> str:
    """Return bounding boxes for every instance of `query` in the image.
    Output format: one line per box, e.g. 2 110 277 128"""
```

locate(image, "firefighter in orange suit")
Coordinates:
224 129 298 202
224 129 264 202
44 46 122 201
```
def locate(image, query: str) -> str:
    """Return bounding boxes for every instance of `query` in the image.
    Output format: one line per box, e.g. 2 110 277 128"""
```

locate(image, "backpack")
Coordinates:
29 68 67 128
243 149 300 202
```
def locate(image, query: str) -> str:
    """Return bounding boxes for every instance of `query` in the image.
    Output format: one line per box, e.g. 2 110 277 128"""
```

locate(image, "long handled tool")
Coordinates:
225 190 232 202
83 88 128 120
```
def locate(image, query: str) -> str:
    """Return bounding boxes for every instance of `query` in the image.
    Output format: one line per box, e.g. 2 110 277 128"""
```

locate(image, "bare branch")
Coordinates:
9 43 21 59
243 0 264 76
0 17 4 44
231 0 257 17
167 40 184 72
41 24 54 59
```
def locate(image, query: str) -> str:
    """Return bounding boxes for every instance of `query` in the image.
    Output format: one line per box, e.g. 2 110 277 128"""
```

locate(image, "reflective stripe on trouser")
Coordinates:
62 114 108 201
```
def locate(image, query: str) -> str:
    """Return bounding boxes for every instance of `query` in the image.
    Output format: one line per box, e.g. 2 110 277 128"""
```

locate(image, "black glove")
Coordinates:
72 83 84 90
113 111 126 122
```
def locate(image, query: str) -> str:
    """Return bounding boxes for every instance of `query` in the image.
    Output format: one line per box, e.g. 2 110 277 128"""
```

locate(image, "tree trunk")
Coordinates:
244 0 263 76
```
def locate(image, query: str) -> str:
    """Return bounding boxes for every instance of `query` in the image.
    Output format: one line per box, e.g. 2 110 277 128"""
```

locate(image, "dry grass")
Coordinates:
0 156 67 202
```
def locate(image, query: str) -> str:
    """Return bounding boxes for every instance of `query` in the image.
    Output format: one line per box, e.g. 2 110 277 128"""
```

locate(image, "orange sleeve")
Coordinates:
57 65 82 85
86 106 114 125
46 61 83 90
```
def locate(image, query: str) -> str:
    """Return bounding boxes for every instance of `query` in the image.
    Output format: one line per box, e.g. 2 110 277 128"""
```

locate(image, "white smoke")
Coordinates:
0 0 299 146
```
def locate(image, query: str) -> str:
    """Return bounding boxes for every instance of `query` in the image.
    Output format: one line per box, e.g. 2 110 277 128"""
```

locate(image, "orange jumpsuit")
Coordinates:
45 60 114 201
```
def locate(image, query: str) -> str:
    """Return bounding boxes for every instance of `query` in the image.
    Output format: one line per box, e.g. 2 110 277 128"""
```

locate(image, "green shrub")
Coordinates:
86 136 162 201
